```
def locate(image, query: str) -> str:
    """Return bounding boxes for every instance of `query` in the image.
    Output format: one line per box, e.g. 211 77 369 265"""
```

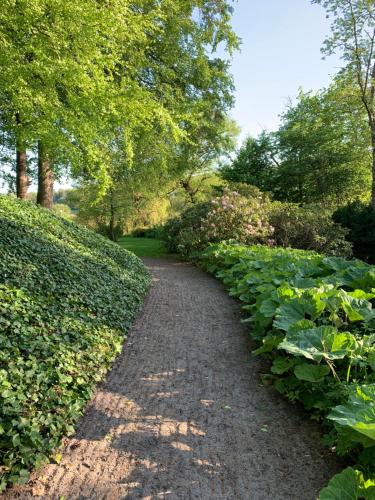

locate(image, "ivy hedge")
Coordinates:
0 196 150 490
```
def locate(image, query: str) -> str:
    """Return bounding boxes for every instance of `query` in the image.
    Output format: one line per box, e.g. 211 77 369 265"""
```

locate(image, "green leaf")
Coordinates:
319 467 360 500
271 357 296 375
328 385 375 444
294 363 330 382
279 326 356 362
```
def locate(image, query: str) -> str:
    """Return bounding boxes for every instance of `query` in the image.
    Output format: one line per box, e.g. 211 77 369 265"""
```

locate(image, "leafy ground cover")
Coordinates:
118 236 169 258
0 196 150 491
200 242 375 499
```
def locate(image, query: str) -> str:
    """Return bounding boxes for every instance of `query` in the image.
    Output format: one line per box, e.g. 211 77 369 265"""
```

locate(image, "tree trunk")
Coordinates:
109 201 116 241
37 141 54 209
16 141 29 199
372 122 375 210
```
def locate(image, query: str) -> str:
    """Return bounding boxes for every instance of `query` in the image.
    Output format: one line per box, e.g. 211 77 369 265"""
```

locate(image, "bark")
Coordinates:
16 142 29 199
37 141 54 209
372 124 375 210
109 201 116 242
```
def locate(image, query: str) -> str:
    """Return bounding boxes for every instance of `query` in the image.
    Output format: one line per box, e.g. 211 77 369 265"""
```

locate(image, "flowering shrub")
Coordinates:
199 191 273 247
162 188 353 259
162 191 273 256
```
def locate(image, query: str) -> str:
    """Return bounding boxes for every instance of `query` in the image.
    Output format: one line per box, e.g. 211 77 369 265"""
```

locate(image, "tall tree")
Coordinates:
220 131 279 192
312 0 375 208
276 83 371 204
0 0 238 208
221 81 371 205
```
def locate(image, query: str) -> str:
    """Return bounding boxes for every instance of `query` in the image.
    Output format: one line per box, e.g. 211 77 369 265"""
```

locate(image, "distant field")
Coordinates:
118 237 169 258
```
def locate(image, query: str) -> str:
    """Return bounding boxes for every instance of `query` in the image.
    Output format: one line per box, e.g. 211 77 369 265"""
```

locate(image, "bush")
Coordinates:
162 191 273 257
96 221 124 242
0 196 150 490
270 202 352 257
162 188 352 259
131 225 163 239
200 242 375 498
333 201 375 263
162 202 212 254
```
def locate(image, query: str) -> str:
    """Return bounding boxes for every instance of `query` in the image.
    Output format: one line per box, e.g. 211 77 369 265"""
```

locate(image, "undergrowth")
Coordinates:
200 242 375 499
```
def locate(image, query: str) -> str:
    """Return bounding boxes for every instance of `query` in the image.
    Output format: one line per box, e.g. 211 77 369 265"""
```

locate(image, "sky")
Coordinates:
228 0 343 143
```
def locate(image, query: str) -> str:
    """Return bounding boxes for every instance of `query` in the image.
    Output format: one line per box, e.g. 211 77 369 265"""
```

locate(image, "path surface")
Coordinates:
10 259 339 499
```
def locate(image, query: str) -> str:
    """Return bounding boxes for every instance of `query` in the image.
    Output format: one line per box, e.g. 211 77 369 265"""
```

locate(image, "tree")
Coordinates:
276 83 371 204
221 82 371 206
220 131 279 192
0 0 238 209
312 0 375 208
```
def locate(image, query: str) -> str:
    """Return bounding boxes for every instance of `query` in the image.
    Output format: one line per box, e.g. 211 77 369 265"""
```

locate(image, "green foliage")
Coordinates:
328 385 375 443
333 202 375 264
199 242 375 495
220 131 279 192
319 466 375 500
270 202 352 257
0 0 239 196
312 0 375 209
162 202 212 254
163 186 352 258
221 80 372 206
0 195 150 490
162 191 273 256
275 84 371 205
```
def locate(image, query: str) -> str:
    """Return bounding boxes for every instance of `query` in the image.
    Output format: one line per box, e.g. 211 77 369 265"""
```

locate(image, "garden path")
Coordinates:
10 259 339 499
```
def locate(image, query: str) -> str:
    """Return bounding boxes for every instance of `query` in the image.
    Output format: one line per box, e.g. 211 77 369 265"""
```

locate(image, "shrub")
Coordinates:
162 191 273 257
162 202 211 254
0 196 150 490
131 225 164 239
96 221 124 241
333 201 375 263
270 202 352 258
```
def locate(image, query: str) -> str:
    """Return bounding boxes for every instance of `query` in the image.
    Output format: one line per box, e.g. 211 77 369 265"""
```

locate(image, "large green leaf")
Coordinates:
274 297 326 331
294 363 330 382
279 326 356 362
328 385 375 444
319 467 360 500
339 291 375 322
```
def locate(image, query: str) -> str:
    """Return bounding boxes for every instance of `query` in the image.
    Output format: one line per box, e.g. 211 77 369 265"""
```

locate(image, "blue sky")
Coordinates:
229 0 343 143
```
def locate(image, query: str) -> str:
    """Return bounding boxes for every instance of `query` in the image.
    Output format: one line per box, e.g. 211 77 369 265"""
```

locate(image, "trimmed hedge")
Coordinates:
0 196 150 490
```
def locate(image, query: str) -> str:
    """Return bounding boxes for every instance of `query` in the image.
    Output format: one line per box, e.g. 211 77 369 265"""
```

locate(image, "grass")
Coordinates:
118 237 169 258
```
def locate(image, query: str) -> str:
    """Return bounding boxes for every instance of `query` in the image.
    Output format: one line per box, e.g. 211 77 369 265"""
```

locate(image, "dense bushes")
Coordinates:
270 202 352 257
333 202 375 263
162 187 352 258
200 243 375 498
0 196 150 490
163 191 274 256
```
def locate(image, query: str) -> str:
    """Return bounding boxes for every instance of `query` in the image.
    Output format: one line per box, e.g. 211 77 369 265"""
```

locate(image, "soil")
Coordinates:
7 259 340 499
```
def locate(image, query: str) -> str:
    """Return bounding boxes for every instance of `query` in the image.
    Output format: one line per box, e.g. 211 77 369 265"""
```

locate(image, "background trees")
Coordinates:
312 0 375 208
0 0 238 209
222 80 371 206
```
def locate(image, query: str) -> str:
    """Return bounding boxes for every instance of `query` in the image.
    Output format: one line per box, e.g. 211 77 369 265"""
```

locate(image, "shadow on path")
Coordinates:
9 259 340 500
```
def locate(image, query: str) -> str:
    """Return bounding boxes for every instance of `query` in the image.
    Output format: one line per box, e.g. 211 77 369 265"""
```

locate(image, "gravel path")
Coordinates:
9 259 339 499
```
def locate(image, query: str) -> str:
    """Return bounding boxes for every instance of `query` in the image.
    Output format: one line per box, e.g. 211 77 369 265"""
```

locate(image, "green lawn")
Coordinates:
118 237 169 258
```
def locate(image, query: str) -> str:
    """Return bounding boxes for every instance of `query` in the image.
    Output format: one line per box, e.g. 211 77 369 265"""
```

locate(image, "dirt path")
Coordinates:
10 259 339 499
